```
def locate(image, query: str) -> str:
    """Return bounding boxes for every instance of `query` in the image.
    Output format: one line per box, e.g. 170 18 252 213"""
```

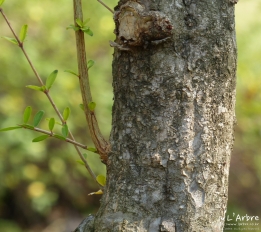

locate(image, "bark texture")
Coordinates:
82 0 237 231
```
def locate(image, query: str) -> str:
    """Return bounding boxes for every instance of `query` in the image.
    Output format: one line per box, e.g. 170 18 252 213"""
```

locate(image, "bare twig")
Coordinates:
97 0 114 14
73 0 110 164
0 8 98 185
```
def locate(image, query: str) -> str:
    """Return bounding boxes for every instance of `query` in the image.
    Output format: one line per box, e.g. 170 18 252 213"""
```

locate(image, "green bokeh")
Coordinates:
0 0 260 231
0 0 117 231
225 1 261 231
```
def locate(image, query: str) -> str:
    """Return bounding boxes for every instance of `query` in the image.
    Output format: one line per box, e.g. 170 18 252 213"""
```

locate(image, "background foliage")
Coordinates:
0 0 260 231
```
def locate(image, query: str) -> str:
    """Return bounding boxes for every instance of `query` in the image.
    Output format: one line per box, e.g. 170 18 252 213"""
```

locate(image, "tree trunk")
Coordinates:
77 0 237 231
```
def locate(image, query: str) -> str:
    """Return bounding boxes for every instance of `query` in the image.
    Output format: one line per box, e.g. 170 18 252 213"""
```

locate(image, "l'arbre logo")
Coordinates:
221 213 259 222
222 212 260 231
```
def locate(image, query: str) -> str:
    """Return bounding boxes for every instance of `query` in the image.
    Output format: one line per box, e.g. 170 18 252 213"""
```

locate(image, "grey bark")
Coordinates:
76 0 237 231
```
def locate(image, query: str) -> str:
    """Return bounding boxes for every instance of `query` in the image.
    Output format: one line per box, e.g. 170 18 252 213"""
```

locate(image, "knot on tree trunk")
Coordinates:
113 1 173 47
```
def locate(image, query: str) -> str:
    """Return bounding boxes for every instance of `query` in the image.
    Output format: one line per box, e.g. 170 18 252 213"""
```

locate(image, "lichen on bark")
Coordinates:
77 0 237 231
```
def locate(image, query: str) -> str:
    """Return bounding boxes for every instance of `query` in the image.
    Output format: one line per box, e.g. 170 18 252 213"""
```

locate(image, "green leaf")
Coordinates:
64 69 79 77
87 147 97 152
88 189 103 195
23 106 32 124
87 60 95 69
96 175 106 186
53 134 66 140
88 102 96 111
49 118 55 131
2 36 18 45
75 18 83 27
32 135 49 142
66 25 80 31
61 124 69 137
26 85 44 92
63 107 70 121
33 110 44 127
83 18 90 26
41 86 47 91
83 153 87 159
46 118 62 126
20 124 35 130
0 126 22 132
82 28 93 36
76 160 85 166
19 24 28 42
79 104 84 111
46 70 58 90
0 0 5 6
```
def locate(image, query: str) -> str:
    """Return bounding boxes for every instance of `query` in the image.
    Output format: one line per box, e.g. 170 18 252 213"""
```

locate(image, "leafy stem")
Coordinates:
0 8 99 186
18 124 89 150
73 0 110 164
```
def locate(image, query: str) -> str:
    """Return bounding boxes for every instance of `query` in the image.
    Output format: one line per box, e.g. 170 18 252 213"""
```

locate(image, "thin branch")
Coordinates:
19 125 88 149
73 0 110 164
0 8 98 185
97 0 114 14
0 9 44 85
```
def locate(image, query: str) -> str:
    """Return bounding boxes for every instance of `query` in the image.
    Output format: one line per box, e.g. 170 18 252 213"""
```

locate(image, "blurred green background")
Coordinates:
0 0 260 231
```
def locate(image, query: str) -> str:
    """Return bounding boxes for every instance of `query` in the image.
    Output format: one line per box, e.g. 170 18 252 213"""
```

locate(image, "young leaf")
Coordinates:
19 24 28 42
82 28 93 36
88 189 103 195
76 160 85 166
88 102 96 111
0 126 22 132
41 86 47 92
2 36 18 45
46 118 62 126
79 104 84 111
66 25 80 31
64 70 79 77
83 153 87 159
49 118 55 131
61 124 69 137
23 106 32 124
32 135 49 142
76 18 83 27
46 70 58 90
87 60 95 69
33 110 44 127
96 175 106 186
87 147 97 152
53 134 66 140
0 0 5 6
83 18 90 26
20 124 35 130
26 85 43 92
63 107 70 121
